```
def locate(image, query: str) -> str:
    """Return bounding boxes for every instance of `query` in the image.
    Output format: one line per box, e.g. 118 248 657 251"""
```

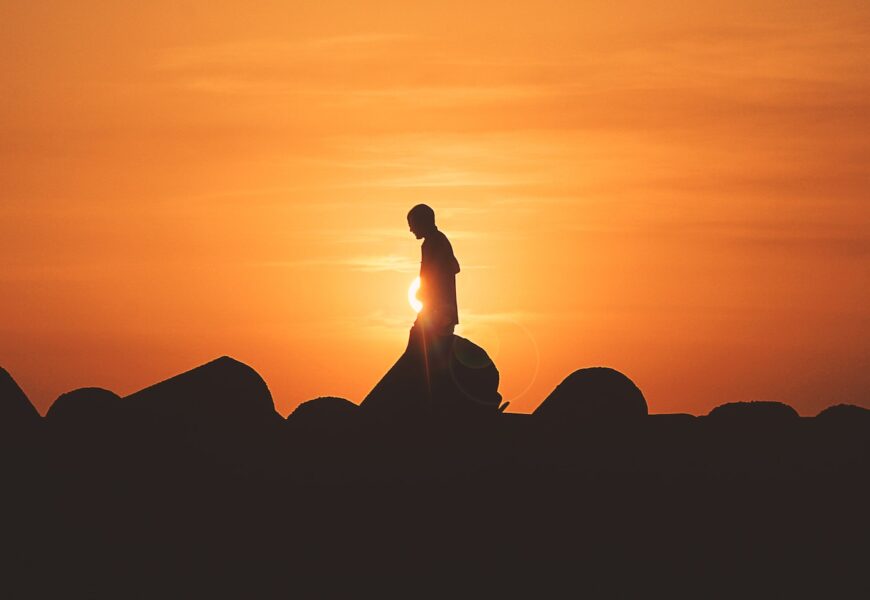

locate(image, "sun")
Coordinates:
408 276 423 313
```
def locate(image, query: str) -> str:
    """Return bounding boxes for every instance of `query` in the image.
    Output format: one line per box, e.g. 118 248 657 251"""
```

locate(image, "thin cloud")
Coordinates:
257 255 494 272
359 308 559 336
366 170 531 189
662 220 870 258
258 255 418 273
344 255 419 272
156 33 419 70
459 309 566 324
304 228 479 243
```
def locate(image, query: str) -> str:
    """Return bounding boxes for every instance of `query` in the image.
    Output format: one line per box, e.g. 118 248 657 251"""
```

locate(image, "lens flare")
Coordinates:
408 276 423 313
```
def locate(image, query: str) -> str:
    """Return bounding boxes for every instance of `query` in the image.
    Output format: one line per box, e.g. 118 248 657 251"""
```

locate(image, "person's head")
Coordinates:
407 204 436 239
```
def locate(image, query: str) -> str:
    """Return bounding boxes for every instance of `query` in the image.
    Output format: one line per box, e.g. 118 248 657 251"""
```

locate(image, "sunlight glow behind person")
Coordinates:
408 277 423 313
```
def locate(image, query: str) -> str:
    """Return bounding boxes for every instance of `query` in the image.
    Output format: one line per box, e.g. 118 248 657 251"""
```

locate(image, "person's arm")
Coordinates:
439 235 460 275
431 236 459 274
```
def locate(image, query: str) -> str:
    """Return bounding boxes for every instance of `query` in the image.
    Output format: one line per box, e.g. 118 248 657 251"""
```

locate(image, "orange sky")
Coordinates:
2 1 868 416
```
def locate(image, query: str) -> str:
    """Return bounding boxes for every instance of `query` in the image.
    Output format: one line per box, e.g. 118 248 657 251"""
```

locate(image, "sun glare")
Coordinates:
408 277 423 313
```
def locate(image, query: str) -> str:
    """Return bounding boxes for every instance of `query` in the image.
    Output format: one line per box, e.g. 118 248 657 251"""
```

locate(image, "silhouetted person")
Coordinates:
363 206 501 416
408 204 461 335
407 204 461 406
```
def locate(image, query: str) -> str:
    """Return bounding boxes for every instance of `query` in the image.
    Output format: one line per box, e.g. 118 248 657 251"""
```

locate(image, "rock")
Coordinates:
361 334 501 419
449 336 502 411
816 403 870 423
0 366 41 432
361 347 424 418
287 397 359 428
707 401 799 423
533 367 647 421
46 387 122 427
123 356 281 429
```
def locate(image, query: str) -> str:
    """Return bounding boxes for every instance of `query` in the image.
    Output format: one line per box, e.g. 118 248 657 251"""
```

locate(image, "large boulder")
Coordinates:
449 336 502 411
816 403 870 423
534 367 647 421
360 348 423 419
123 356 281 429
46 387 122 428
814 404 870 443
361 334 501 419
707 401 799 424
0 366 41 432
45 388 127 473
287 397 359 429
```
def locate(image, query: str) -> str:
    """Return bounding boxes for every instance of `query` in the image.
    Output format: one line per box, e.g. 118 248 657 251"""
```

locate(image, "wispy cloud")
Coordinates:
358 308 561 337
156 33 419 70
362 170 529 189
257 254 419 273
256 254 494 272
650 218 870 258
459 309 567 324
301 227 479 243
343 255 418 272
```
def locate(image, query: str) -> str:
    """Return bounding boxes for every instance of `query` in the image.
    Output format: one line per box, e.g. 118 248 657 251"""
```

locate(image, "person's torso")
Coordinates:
420 230 460 323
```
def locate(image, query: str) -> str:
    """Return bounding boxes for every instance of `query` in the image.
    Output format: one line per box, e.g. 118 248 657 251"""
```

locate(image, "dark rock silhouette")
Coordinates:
283 397 362 483
361 334 501 418
816 403 870 422
123 355 281 428
450 335 502 408
533 367 647 420
46 387 122 427
707 400 799 423
360 341 425 418
286 396 359 429
0 366 40 431
2 356 869 598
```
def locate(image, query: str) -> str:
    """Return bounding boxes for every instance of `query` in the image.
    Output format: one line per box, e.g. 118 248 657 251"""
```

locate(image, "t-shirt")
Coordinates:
419 228 460 326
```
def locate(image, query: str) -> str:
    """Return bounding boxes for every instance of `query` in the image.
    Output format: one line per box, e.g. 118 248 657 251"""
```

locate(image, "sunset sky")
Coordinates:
2 1 868 416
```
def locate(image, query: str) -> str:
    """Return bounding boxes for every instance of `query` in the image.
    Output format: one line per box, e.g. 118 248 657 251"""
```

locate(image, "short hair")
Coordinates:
407 204 435 227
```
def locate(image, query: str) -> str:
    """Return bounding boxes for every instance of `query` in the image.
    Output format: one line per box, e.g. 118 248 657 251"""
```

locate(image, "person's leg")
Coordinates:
409 315 457 412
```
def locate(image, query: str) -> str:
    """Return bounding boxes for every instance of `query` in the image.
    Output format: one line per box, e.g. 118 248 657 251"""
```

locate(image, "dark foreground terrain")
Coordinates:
2 357 868 598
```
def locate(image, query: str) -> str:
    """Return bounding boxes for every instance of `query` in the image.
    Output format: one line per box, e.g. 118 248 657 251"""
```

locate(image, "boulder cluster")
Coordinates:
1 356 867 597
